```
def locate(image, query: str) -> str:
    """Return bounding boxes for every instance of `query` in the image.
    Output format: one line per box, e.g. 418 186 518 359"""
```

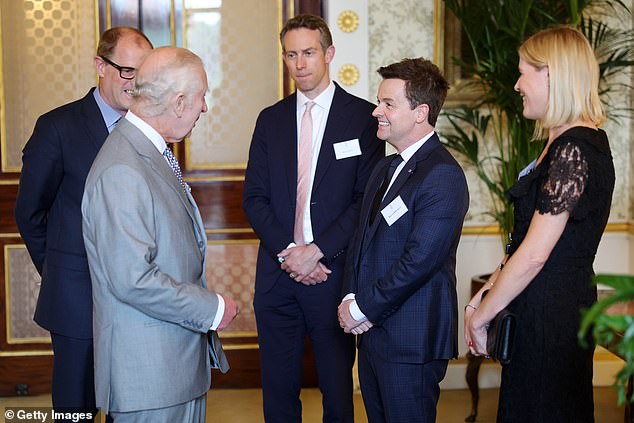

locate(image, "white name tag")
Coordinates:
518 159 536 180
381 195 408 226
333 139 361 160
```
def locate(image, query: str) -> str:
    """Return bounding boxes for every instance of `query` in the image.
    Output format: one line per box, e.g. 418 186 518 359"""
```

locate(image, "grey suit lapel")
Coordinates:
118 120 204 257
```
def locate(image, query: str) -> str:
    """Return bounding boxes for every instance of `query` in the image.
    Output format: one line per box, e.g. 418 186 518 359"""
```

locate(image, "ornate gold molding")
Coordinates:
337 10 359 33
461 222 632 235
338 64 360 86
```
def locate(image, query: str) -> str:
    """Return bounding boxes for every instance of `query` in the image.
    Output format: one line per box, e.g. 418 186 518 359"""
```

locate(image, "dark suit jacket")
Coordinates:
15 88 107 339
343 134 469 363
243 83 383 295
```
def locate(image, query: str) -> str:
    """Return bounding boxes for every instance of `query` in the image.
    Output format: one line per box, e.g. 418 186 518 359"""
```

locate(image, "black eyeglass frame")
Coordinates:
99 56 136 80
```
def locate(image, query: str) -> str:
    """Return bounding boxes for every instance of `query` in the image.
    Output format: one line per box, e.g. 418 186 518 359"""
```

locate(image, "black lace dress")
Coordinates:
497 127 615 423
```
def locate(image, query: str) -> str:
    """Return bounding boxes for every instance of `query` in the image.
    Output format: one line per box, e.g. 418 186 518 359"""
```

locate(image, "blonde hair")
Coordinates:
519 26 605 139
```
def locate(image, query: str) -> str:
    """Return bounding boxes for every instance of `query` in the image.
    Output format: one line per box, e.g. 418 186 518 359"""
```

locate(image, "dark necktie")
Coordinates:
370 155 403 225
163 147 189 193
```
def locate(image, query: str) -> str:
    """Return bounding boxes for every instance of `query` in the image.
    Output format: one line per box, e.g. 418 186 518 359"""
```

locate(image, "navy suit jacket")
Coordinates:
243 83 383 295
15 88 108 339
343 134 469 363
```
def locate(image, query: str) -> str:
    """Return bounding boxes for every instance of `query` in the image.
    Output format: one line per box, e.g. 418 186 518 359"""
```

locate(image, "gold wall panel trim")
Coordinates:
433 0 443 68
223 343 259 350
105 0 111 29
4 245 50 344
0 350 53 357
278 0 284 100
461 222 631 236
187 162 247 171
170 0 176 46
461 225 501 236
206 228 254 234
7 336 51 345
0 234 21 239
220 331 257 338
183 0 285 171
207 239 259 246
186 176 245 182
0 179 19 185
94 0 100 86
0 5 8 173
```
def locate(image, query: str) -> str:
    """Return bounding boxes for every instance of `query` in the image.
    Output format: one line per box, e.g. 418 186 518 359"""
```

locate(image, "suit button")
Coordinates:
198 241 204 248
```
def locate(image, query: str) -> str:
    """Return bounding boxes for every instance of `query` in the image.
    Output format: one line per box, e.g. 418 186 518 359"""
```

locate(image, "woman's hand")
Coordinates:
467 311 489 356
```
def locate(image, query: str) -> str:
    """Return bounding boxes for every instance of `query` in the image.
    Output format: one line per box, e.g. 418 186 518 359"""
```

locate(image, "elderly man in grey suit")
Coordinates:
82 46 238 422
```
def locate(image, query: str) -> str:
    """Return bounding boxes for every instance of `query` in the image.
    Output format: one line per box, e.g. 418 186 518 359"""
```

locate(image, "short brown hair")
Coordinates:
377 58 448 126
97 27 153 59
280 14 332 52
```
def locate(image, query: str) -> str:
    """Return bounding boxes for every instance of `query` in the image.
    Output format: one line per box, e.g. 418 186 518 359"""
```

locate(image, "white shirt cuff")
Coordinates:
209 293 225 331
342 293 367 322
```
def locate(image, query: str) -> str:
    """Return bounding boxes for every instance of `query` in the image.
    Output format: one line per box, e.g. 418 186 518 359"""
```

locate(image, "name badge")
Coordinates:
518 159 536 180
333 139 361 160
381 195 408 226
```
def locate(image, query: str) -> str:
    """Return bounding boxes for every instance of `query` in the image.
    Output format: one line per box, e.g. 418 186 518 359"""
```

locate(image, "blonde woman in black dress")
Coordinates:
464 26 615 422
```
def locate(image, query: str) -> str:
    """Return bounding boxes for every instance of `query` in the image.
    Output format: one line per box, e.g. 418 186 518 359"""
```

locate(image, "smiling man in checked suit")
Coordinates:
243 14 383 423
339 58 469 423
82 47 238 422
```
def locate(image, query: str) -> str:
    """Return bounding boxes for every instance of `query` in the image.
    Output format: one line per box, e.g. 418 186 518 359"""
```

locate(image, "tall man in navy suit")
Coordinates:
243 14 383 423
339 58 469 423
14 27 152 419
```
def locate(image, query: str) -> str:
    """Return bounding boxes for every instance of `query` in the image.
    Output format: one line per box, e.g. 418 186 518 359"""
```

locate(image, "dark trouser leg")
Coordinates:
359 347 448 423
50 333 98 422
300 282 355 423
254 280 305 423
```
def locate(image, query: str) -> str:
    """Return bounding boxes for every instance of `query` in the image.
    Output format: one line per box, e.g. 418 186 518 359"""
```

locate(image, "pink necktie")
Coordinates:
294 101 315 245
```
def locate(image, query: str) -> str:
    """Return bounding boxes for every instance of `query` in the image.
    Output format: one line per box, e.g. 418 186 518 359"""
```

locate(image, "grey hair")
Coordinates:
132 47 205 117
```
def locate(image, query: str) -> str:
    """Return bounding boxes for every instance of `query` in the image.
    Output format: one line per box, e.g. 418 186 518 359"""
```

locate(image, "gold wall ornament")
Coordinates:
338 64 360 86
337 10 359 33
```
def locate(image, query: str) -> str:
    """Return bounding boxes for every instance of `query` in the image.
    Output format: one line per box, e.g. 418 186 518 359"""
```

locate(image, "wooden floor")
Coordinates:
0 387 626 422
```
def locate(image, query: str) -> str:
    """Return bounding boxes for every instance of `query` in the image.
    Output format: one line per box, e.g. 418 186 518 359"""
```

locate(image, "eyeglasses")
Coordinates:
100 56 136 80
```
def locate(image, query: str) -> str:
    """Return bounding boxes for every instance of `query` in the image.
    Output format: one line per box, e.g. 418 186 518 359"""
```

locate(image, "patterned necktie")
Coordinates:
294 101 315 245
370 154 403 225
163 147 189 193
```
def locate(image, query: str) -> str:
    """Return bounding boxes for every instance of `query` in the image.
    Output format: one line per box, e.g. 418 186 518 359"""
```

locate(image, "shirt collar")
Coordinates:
93 87 122 132
399 131 435 164
296 80 335 111
124 111 168 154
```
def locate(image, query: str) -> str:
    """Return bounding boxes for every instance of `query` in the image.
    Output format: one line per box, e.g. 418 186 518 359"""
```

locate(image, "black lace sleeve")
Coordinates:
536 140 588 215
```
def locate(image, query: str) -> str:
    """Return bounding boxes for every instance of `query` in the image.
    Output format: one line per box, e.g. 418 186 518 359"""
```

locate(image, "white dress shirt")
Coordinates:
294 81 336 245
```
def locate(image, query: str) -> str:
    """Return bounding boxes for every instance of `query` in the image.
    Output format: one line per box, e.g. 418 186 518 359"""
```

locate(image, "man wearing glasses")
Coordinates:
15 27 152 421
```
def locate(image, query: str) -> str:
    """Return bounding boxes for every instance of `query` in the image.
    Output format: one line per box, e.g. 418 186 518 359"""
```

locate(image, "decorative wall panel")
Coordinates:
0 0 96 171
205 242 258 335
325 2 369 100
185 1 281 169
4 246 48 343
367 0 434 102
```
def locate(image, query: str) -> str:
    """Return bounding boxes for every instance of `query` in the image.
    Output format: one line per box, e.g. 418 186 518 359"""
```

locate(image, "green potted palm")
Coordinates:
441 0 634 403
441 0 633 246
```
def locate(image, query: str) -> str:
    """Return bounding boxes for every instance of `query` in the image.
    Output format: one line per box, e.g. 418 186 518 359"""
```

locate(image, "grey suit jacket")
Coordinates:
82 118 226 413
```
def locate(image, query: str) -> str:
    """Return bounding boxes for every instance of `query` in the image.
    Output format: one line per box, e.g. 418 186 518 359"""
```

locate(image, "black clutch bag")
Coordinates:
481 290 516 365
